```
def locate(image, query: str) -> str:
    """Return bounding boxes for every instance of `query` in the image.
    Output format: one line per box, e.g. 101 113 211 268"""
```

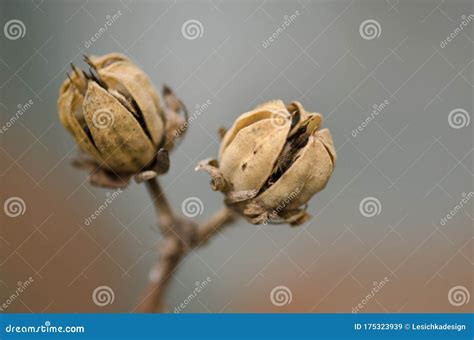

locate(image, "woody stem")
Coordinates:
197 206 237 245
136 178 237 313
144 178 175 234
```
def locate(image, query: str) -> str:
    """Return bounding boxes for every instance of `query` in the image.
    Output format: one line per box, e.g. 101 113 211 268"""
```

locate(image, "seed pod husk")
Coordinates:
58 53 187 188
197 100 336 226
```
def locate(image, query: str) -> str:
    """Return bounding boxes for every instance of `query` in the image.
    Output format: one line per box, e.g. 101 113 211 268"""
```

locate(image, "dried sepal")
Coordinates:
71 155 98 172
162 85 184 115
71 155 130 189
152 148 170 174
162 86 188 151
89 169 130 189
217 127 227 140
240 200 309 226
278 208 311 226
195 159 229 192
225 189 259 204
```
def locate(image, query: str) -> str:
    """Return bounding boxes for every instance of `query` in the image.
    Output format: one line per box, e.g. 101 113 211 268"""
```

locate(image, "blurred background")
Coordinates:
0 0 472 313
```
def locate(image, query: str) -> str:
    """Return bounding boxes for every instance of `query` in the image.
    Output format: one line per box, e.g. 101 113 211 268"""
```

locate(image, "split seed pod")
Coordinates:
197 100 336 225
58 53 187 188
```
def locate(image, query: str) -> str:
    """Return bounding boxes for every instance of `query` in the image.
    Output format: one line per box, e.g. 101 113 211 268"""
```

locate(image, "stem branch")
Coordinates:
145 178 174 233
136 178 237 313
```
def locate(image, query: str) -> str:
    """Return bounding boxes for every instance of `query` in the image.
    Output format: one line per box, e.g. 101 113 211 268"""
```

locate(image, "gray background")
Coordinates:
0 0 472 313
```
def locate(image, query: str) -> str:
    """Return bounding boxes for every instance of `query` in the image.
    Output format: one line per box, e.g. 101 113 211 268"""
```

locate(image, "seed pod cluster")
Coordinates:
197 100 336 225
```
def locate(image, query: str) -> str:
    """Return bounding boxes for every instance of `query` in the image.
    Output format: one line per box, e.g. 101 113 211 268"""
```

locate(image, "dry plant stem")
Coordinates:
137 178 237 313
197 207 236 245
145 178 175 233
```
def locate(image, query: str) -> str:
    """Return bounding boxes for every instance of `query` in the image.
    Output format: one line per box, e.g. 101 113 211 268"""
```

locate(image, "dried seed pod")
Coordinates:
197 100 336 226
58 53 187 187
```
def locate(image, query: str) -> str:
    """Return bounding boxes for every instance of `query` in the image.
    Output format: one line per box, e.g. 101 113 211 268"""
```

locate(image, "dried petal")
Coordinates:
58 84 104 164
256 133 334 210
219 100 288 158
83 82 156 173
316 128 336 164
286 101 322 137
219 118 291 192
98 60 165 146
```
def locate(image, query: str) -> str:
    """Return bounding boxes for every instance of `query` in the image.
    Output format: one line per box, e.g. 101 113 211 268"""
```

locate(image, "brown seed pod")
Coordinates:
196 100 336 226
58 53 187 188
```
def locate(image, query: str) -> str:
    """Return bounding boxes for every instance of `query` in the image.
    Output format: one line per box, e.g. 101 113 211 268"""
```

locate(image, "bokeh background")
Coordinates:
0 0 472 313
